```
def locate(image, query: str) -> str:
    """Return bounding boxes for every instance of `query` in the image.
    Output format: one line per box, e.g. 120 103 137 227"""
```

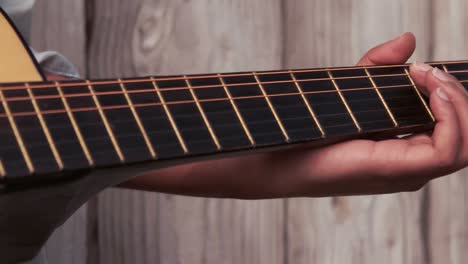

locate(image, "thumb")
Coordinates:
357 32 416 66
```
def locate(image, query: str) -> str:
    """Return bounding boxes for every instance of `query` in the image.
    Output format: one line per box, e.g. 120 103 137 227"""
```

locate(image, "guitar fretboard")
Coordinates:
1 61 467 181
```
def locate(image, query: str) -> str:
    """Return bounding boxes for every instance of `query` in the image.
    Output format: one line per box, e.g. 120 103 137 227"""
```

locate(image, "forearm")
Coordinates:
118 153 288 199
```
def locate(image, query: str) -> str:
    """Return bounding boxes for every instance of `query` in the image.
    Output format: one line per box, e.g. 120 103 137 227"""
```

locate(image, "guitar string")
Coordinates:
1 62 459 173
0 83 440 119
0 93 429 135
0 66 466 104
0 60 467 92
0 67 465 105
0 79 412 103
3 93 420 128
0 104 430 155
0 64 463 118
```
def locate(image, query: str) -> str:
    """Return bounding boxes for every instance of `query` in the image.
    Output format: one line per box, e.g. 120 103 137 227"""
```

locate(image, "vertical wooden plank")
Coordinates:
429 1 468 263
30 0 87 263
31 0 86 76
284 1 431 263
89 0 285 263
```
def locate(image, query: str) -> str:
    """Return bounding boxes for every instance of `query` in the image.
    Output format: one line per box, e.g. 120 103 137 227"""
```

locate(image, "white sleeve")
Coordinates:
32 49 81 79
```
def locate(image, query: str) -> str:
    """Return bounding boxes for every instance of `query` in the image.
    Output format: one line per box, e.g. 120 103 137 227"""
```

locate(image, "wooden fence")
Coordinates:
30 0 467 263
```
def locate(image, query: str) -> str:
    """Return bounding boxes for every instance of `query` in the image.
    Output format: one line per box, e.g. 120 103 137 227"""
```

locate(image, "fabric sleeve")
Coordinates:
32 49 81 79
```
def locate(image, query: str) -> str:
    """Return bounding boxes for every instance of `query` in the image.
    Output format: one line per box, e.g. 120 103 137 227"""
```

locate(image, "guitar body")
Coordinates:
0 9 43 83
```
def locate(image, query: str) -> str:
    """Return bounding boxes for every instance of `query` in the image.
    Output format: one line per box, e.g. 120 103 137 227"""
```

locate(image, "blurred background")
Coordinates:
30 0 467 263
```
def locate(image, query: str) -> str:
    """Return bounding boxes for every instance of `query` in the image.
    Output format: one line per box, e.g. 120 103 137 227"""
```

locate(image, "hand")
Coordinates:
122 33 468 199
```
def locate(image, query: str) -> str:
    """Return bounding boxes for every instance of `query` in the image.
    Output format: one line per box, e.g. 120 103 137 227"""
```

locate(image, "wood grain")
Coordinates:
89 0 285 263
30 0 88 263
429 1 468 263
284 1 431 263
25 1 468 263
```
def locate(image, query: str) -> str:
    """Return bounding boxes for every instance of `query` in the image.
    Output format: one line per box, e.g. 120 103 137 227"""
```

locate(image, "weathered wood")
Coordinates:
429 1 468 263
30 0 87 263
26 1 468 263
89 0 285 263
284 1 431 263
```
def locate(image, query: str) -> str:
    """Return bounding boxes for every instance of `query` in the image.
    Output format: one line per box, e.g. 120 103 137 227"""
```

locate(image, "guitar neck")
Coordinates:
0 61 467 182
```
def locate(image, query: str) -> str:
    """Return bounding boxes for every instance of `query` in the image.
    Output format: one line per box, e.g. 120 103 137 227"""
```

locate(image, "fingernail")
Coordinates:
436 87 450 102
432 68 457 82
412 62 433 72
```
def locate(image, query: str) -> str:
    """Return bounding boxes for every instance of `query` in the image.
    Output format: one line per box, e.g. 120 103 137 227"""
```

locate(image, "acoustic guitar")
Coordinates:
0 8 467 263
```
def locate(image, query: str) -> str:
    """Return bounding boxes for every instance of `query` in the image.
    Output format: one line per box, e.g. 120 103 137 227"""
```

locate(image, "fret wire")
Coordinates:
364 68 398 127
253 72 290 142
26 83 64 170
185 77 222 150
327 71 362 132
0 89 34 173
289 71 326 138
218 74 256 146
119 79 157 159
56 82 94 166
150 77 189 154
87 80 125 162
442 64 449 73
404 69 435 122
0 160 5 177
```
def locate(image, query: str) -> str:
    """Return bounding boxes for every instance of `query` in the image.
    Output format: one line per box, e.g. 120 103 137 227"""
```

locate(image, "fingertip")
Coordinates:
357 32 416 66
409 62 432 95
399 32 416 46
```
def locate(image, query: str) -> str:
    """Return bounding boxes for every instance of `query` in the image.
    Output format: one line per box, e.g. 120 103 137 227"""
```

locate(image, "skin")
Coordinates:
47 32 468 199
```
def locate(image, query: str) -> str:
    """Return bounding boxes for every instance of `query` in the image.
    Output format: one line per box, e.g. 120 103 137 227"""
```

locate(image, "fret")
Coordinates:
327 71 362 132
290 71 325 137
440 63 468 91
26 83 64 170
120 79 185 159
365 66 432 127
87 81 125 162
61 83 120 165
253 73 290 142
326 69 395 132
119 79 157 159
154 77 217 154
0 88 33 175
185 77 222 151
442 64 449 72
364 68 398 127
56 82 94 167
0 160 5 177
294 70 358 136
2 87 61 174
218 74 255 146
258 72 322 142
404 69 435 122
223 74 285 146
185 75 252 149
151 77 189 154
92 82 153 163
31 83 89 169
443 62 468 78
